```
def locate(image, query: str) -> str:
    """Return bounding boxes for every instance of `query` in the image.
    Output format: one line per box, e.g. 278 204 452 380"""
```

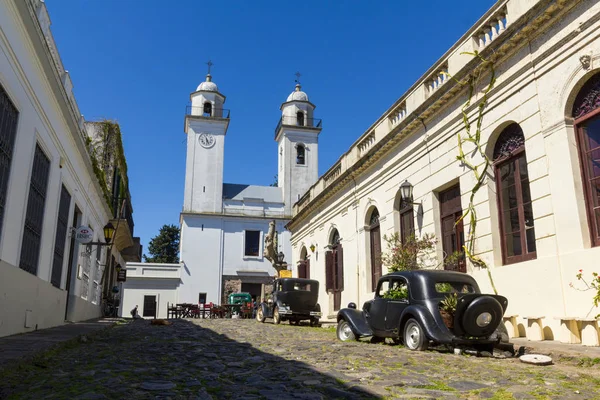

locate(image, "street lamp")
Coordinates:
103 222 115 245
87 222 116 246
400 180 414 204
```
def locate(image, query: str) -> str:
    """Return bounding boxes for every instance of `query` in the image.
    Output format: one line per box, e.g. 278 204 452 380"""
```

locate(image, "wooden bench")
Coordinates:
524 316 545 341
502 315 520 338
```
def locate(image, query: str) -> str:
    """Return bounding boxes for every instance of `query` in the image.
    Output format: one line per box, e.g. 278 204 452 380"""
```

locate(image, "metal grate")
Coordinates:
0 85 19 239
51 185 71 287
19 144 51 275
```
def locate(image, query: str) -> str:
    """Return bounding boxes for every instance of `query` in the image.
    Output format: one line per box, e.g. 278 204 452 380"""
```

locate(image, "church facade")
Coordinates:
179 74 321 305
289 0 600 344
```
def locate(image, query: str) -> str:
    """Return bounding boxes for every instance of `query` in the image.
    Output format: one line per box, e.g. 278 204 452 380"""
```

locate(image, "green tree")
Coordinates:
143 224 180 263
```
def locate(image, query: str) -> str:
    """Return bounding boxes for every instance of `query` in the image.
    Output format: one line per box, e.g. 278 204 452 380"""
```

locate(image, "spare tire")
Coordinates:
460 296 503 337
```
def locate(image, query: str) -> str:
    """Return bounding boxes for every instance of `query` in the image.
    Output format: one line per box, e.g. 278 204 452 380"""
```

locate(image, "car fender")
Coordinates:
399 305 454 343
337 308 373 337
260 303 272 318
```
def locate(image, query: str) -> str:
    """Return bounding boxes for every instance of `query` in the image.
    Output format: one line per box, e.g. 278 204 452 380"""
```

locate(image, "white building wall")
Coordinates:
290 0 600 340
120 262 181 319
0 0 114 337
180 213 291 305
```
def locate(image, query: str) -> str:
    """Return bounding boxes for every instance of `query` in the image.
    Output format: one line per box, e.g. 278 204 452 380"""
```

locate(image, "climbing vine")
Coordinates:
85 119 130 213
449 51 498 294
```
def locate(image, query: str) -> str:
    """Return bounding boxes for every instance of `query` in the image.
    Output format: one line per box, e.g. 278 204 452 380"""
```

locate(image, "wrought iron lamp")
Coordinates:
400 180 415 204
87 222 116 246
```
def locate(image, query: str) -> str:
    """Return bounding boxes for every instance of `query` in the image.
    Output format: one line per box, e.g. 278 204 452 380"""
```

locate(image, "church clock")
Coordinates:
198 133 215 148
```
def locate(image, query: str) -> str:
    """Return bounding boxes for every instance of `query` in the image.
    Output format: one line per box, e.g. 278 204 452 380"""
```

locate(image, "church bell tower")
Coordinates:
275 79 321 215
183 63 230 214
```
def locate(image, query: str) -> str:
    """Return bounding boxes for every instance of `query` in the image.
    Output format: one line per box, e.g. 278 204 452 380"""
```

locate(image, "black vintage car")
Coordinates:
336 270 508 351
256 278 322 326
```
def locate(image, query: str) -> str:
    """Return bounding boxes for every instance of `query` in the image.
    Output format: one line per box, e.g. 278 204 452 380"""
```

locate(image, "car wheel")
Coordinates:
273 306 281 325
336 319 357 342
310 318 320 327
256 307 265 323
403 318 429 351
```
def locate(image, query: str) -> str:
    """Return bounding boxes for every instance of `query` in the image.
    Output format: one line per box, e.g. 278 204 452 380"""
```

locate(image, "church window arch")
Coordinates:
296 144 306 165
493 123 536 264
297 111 304 126
572 72 600 246
203 102 212 117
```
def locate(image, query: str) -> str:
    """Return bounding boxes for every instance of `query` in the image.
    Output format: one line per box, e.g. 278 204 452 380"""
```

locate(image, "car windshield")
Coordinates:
435 282 476 294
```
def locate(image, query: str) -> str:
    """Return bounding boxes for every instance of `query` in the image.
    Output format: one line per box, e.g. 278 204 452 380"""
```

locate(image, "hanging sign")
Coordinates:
116 265 127 282
279 270 292 278
74 226 94 244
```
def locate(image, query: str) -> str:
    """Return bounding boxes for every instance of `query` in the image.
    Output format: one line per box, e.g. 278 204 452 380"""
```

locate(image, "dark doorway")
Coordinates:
64 205 82 320
440 185 466 273
143 295 157 318
241 283 262 301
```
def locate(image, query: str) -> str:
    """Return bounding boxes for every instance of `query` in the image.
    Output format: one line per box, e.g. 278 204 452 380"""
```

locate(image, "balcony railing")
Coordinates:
186 106 230 119
113 196 134 236
274 116 322 137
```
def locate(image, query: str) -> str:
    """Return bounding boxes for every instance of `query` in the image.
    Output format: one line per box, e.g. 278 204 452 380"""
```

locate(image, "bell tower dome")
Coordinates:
275 79 321 215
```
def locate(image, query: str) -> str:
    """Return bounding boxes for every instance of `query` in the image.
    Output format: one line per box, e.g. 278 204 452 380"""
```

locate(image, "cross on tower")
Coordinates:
294 71 301 84
206 60 214 75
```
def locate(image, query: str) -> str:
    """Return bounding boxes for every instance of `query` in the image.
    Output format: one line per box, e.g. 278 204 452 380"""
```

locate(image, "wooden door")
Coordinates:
143 295 157 318
370 225 382 291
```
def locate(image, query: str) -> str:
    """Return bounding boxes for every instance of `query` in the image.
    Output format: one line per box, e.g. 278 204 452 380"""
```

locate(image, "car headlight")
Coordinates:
476 312 492 327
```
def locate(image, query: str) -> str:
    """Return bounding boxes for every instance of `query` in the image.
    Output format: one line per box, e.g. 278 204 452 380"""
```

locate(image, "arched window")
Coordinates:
573 73 600 246
325 229 343 310
494 123 536 264
203 102 212 117
296 144 305 165
298 246 310 279
297 111 304 126
369 208 382 292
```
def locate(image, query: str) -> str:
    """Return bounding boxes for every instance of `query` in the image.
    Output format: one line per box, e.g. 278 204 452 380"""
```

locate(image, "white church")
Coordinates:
177 71 322 305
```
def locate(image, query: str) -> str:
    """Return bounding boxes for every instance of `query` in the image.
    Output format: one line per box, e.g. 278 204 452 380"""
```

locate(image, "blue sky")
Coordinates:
45 0 495 256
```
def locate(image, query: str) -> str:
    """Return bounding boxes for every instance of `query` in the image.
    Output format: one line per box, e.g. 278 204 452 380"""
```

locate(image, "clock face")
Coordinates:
198 133 215 148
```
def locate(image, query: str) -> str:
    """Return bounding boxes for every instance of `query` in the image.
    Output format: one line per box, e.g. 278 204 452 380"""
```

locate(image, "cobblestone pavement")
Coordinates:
1 319 600 399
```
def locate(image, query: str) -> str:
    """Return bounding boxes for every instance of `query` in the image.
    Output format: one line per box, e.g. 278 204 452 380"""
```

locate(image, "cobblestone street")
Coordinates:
1 319 600 399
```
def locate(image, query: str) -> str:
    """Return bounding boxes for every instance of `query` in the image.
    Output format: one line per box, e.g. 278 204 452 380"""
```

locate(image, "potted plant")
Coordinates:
439 292 458 329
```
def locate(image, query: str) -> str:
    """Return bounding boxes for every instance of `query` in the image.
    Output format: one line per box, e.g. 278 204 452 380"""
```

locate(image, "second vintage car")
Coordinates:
336 270 508 351
256 278 322 326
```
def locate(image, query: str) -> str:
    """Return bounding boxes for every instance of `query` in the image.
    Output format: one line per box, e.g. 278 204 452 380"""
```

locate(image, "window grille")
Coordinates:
51 185 71 287
19 144 51 275
0 85 19 241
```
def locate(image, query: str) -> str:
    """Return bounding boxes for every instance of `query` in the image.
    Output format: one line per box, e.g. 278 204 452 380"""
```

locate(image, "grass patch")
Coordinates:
415 381 456 391
578 357 600 367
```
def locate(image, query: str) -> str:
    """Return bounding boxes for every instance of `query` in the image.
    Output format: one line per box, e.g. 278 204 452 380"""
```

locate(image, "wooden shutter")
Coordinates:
336 244 344 291
325 251 334 291
306 258 310 279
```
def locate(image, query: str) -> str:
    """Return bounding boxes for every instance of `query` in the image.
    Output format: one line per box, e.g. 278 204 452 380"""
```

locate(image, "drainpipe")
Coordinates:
351 174 360 308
